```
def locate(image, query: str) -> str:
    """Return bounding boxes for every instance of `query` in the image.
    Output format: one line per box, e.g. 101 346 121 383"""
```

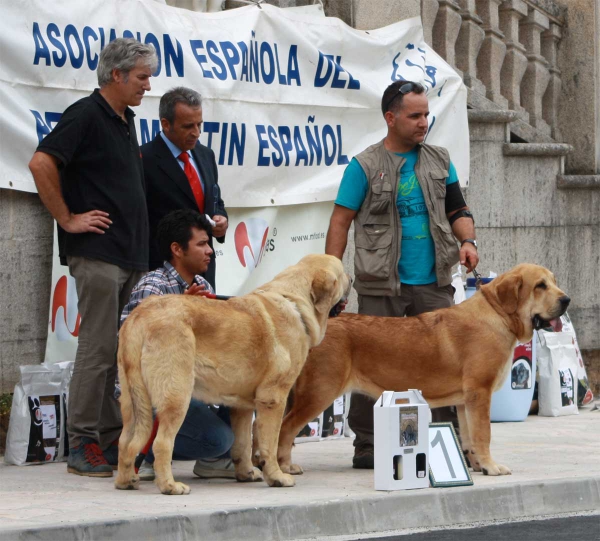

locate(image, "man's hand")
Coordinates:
184 283 210 296
460 242 479 273
212 215 228 237
61 210 112 234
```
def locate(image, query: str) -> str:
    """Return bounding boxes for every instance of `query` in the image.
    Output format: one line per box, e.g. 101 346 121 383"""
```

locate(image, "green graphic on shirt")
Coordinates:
402 222 430 241
398 174 429 220
398 173 419 196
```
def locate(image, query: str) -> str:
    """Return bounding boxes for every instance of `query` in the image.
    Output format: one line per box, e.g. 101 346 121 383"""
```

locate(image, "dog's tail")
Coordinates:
117 320 154 459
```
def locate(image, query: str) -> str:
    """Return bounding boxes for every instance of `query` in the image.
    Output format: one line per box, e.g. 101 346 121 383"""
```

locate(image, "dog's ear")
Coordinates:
311 269 338 315
494 272 523 315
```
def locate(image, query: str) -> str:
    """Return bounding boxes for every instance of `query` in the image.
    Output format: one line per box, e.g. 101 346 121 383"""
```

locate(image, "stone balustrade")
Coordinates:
422 0 566 142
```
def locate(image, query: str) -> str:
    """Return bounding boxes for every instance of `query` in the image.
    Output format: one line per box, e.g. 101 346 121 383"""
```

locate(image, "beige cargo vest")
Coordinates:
353 140 460 296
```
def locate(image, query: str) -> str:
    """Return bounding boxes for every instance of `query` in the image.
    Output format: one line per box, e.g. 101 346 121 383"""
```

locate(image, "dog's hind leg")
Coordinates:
229 408 263 482
152 397 191 495
464 389 511 476
115 373 151 490
115 341 153 491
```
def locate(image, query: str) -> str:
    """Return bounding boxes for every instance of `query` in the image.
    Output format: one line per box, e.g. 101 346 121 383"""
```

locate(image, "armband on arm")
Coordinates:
448 209 474 226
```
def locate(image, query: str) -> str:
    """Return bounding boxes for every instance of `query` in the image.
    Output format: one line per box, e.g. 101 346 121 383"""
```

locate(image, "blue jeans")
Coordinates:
146 399 233 464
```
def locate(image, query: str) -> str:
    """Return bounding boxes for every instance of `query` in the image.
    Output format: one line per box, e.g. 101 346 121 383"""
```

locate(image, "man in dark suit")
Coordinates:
142 87 227 289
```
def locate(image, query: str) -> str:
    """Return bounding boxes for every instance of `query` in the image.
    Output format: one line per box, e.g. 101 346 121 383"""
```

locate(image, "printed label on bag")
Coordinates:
559 368 575 407
511 342 533 390
27 395 61 463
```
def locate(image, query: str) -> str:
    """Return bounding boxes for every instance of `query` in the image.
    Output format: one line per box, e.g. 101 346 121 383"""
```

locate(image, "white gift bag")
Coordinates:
537 332 579 417
5 362 73 465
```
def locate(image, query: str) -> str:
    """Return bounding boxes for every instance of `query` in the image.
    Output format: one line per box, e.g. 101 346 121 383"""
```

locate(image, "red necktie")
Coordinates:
178 151 204 212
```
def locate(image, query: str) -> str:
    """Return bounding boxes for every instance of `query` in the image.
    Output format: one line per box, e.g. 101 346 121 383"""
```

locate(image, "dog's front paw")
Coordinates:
114 475 139 490
160 481 191 495
482 463 512 476
267 471 295 487
236 467 264 482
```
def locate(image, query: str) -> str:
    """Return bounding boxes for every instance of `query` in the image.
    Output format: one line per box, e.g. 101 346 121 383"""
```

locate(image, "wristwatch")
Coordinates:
461 238 478 249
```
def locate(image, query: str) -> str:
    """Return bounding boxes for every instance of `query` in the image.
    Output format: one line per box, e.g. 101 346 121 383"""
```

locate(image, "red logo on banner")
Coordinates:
234 219 269 271
51 275 81 338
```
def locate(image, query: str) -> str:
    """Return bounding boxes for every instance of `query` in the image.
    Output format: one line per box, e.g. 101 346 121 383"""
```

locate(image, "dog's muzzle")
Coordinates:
532 295 571 330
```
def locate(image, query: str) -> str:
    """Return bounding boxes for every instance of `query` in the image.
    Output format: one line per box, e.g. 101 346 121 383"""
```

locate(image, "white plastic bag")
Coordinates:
321 394 347 440
294 413 323 443
5 362 73 465
537 332 579 417
559 314 594 406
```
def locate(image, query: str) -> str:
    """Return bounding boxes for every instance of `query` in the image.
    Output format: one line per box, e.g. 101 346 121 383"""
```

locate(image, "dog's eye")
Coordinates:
536 282 547 290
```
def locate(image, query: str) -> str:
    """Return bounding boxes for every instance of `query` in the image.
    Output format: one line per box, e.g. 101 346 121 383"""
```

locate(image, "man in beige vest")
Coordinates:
325 80 479 469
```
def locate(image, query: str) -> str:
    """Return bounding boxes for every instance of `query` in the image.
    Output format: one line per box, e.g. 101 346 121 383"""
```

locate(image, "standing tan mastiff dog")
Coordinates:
115 254 350 495
277 264 569 477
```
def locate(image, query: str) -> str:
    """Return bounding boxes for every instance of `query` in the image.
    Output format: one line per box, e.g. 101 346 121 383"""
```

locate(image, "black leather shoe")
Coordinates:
352 446 374 469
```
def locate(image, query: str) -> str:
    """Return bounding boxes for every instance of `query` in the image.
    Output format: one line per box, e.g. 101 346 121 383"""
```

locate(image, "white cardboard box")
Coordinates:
374 390 431 491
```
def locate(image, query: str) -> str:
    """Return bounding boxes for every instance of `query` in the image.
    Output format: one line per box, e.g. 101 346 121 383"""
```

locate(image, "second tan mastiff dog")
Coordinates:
276 264 569 477
115 254 350 495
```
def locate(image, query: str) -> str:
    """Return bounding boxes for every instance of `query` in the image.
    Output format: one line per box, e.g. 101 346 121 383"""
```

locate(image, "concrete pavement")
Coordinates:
0 405 599 541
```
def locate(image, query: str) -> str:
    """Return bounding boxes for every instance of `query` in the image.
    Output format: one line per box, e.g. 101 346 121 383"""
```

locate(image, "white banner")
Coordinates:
0 0 468 361
0 0 469 203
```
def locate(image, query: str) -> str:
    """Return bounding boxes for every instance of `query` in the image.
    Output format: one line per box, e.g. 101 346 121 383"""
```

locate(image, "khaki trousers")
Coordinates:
67 256 144 450
348 283 458 451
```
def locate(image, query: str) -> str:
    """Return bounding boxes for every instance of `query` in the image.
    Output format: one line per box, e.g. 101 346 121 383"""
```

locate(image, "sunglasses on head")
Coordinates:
384 81 424 112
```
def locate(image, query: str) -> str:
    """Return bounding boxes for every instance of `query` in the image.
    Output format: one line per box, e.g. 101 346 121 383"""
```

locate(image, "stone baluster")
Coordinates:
519 7 551 135
475 0 508 107
432 0 463 71
454 0 486 95
498 0 529 121
541 22 562 140
421 0 441 47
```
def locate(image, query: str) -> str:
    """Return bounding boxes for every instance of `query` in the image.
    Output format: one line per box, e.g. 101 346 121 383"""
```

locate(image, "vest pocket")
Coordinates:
430 169 448 199
355 224 393 282
370 175 393 215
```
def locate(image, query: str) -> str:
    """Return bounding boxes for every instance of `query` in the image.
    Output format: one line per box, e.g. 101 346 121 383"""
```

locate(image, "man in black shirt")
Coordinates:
29 38 158 477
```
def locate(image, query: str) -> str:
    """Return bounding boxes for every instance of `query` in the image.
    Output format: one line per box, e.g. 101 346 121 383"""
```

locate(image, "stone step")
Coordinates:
557 175 600 190
502 142 573 156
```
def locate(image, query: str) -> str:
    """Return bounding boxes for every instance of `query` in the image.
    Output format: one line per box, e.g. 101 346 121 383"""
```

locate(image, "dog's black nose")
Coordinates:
559 295 570 309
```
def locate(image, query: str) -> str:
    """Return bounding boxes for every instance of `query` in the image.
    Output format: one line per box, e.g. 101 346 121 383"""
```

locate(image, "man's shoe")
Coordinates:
193 457 236 479
102 440 119 470
67 437 113 477
352 446 374 469
138 460 155 481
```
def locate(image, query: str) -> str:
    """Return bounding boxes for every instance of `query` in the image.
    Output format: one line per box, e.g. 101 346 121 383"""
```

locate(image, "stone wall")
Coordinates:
554 0 600 175
0 190 53 393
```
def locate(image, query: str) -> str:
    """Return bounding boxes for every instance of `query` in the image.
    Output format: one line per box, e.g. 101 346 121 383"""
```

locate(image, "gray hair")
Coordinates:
97 38 158 87
159 87 203 124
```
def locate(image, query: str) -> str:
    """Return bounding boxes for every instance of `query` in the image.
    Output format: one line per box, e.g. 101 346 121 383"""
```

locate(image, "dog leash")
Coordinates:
201 293 232 301
472 268 483 290
134 416 159 474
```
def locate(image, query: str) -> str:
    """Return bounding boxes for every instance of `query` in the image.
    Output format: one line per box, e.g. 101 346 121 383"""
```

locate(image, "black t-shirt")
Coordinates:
37 89 149 271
